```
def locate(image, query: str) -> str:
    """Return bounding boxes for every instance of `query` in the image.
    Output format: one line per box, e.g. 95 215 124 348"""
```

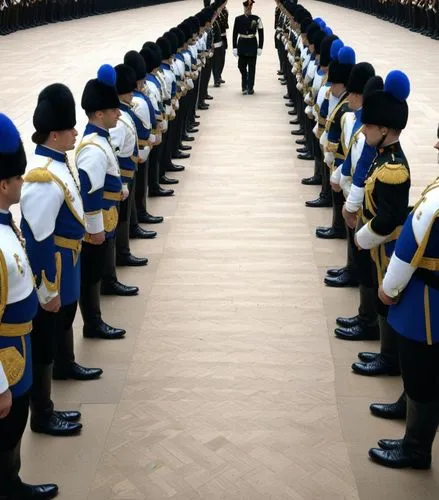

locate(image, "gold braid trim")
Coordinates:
376 163 409 185
40 251 62 294
410 209 439 267
326 141 339 153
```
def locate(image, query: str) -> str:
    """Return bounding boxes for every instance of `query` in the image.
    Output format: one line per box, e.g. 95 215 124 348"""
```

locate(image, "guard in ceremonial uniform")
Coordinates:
21 84 102 437
232 0 264 95
110 64 149 269
326 63 376 291
368 125 439 469
352 71 411 377
315 44 355 240
0 113 58 500
76 65 127 340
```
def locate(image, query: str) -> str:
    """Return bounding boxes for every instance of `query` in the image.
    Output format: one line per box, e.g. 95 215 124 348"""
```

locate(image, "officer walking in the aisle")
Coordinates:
232 0 264 95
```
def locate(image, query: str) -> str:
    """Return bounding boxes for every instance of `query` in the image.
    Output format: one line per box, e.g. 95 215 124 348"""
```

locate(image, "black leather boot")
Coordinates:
335 285 379 340
137 210 164 224
80 282 126 339
0 441 58 499
101 238 139 296
305 162 332 207
53 325 103 380
30 364 82 436
370 392 407 420
352 315 400 376
316 190 346 239
369 397 439 469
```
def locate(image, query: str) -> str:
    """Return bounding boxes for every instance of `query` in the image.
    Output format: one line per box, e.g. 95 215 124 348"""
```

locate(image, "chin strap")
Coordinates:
377 133 388 150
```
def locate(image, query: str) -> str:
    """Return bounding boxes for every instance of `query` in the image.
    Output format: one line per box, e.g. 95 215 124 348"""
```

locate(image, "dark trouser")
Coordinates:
79 240 109 327
212 46 223 83
399 335 439 403
135 162 148 214
219 41 227 77
0 393 29 496
148 145 162 191
238 55 257 91
199 56 213 100
30 302 77 418
116 177 135 258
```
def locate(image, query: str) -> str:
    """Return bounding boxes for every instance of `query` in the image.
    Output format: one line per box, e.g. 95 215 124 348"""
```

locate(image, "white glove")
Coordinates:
233 48 238 57
257 48 262 56
122 183 129 201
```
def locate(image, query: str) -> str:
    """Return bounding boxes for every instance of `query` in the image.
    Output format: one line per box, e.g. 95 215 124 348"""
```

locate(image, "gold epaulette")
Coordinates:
24 168 52 183
376 163 409 185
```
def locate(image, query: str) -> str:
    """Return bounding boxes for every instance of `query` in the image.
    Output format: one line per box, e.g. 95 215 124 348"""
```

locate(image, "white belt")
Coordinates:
239 34 256 39
214 41 223 48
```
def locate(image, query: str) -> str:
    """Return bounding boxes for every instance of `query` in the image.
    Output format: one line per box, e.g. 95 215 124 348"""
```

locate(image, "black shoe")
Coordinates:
295 138 306 144
280 80 287 85
160 175 179 185
328 267 348 278
172 151 190 160
305 196 332 208
149 187 174 197
334 324 380 341
285 102 295 107
198 103 209 110
10 482 59 499
242 89 248 95
195 114 200 118
291 128 304 136
371 394 407 421
204 94 213 100
53 410 81 422
129 224 157 239
191 121 200 127
187 128 199 134
116 254 148 267
376 439 404 450
83 321 126 339
166 163 185 172
291 120 301 126
351 356 400 376
220 79 225 83
301 175 322 186
296 147 309 154
283 93 290 99
324 270 359 287
248 89 255 95
316 227 346 239
101 281 139 296
288 110 297 116
31 412 82 436
214 82 221 87
179 144 192 151
358 351 379 363
368 445 431 470
277 70 283 76
298 152 314 161
137 211 164 224
182 134 195 142
52 362 103 381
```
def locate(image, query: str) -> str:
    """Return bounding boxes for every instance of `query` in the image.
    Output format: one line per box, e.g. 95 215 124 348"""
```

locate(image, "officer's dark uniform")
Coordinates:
232 0 264 94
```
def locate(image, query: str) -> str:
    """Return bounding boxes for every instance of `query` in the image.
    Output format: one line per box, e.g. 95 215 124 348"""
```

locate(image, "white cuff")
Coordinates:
356 221 388 250
345 185 364 214
139 146 151 162
324 151 335 167
382 255 416 298
330 165 342 185
0 362 9 394
85 211 104 234
37 281 59 306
